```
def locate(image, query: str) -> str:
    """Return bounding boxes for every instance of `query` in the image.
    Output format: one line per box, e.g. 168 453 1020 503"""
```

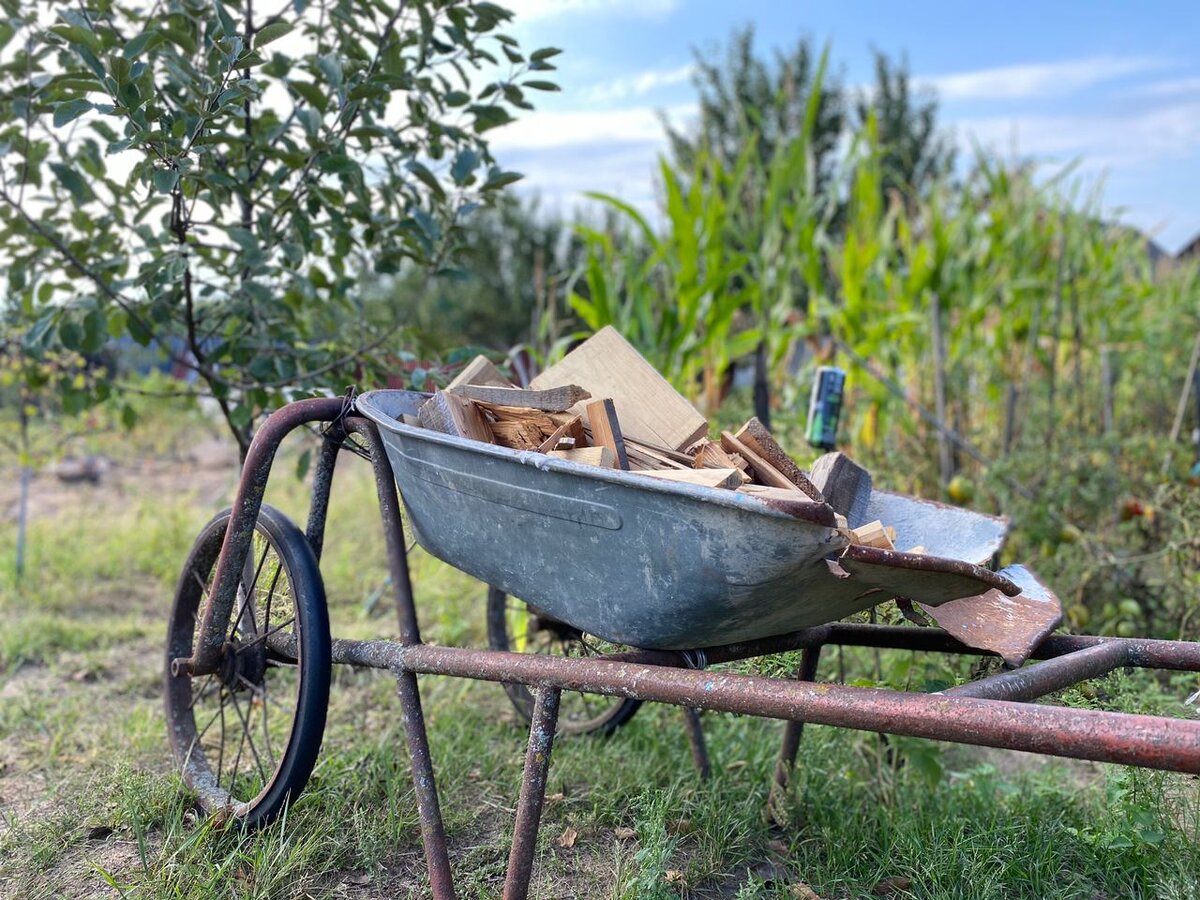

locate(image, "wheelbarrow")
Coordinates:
164 391 1200 899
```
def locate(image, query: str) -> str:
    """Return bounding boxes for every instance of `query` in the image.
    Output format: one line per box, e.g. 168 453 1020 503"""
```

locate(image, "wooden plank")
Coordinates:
849 520 895 550
637 467 741 490
733 417 823 501
535 416 586 454
452 383 591 412
447 355 510 390
719 431 800 492
485 405 560 450
624 441 690 470
692 439 749 483
585 398 630 470
549 446 616 468
417 390 494 443
529 326 708 450
808 452 872 527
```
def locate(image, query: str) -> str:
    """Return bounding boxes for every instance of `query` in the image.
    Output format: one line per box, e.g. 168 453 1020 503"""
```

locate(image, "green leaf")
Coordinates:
122 31 159 59
121 403 138 429
316 53 343 88
127 314 152 346
152 168 179 193
49 162 90 203
482 170 522 191
53 98 93 128
290 79 328 112
59 320 83 350
450 149 478 185
522 80 559 92
406 160 445 200
255 21 292 48
530 47 563 62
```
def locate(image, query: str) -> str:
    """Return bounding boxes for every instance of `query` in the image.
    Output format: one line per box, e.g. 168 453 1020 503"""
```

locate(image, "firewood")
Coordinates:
447 354 511 390
733 417 823 501
535 416 586 454
485 405 560 450
585 398 630 470
452 383 591 412
719 431 801 492
692 439 750 483
550 446 616 468
417 390 494 443
809 452 872 527
530 326 707 450
637 468 742 490
849 520 895 550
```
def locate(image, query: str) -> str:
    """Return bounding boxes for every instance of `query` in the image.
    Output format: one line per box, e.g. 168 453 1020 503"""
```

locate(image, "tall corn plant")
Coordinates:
567 152 753 409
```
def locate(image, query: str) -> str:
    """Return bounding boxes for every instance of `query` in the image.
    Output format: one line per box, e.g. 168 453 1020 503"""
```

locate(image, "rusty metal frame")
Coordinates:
176 399 1200 900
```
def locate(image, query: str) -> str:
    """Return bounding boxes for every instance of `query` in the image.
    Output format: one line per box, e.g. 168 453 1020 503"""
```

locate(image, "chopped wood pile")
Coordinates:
407 326 913 552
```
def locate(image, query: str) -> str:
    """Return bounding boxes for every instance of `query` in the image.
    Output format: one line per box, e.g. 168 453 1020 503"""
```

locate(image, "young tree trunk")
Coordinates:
15 464 30 582
753 339 771 430
930 293 953 486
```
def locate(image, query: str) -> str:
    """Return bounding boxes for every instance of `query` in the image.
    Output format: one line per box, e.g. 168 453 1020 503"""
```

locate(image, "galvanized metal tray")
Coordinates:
357 389 1019 650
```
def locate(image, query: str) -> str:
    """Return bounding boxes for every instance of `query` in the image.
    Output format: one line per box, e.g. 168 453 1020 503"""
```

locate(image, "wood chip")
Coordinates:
530 326 707 450
614 826 637 841
452 383 591 412
585 398 629 470
556 826 578 849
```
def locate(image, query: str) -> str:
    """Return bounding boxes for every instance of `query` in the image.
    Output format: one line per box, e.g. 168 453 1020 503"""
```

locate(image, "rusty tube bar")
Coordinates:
503 687 562 900
319 640 1200 774
944 641 1132 702
769 646 822 822
600 624 1200 673
187 397 346 675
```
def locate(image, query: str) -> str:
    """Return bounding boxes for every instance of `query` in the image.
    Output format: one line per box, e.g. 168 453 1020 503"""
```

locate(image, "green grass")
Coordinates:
2 412 1199 898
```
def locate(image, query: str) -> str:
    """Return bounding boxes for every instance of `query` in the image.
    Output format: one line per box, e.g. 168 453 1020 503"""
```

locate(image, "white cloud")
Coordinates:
504 0 681 22
1126 76 1200 98
953 100 1200 170
583 63 693 104
491 103 695 150
922 56 1166 102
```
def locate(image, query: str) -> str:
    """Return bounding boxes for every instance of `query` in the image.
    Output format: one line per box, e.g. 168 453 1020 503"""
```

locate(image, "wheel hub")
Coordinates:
219 639 267 691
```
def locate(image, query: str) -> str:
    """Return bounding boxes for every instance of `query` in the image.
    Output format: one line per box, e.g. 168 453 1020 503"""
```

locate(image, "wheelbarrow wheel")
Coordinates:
164 504 331 827
486 586 641 735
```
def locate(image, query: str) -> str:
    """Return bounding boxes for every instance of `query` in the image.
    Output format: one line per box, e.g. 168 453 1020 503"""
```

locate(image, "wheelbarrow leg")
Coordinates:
396 671 457 899
504 685 561 900
767 646 821 826
355 420 456 898
681 707 711 780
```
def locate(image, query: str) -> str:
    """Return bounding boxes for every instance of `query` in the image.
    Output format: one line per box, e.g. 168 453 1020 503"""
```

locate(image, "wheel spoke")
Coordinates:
238 616 295 651
229 691 268 788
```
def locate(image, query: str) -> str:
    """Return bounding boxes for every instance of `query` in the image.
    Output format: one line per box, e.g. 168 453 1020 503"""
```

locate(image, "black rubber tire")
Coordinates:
164 504 330 828
486 585 641 736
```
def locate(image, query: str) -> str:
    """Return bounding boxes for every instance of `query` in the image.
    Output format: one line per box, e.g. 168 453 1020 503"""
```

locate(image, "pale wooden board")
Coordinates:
550 446 616 468
447 355 511 390
452 383 590 412
536 415 586 453
636 467 741 489
585 398 630 470
529 326 708 450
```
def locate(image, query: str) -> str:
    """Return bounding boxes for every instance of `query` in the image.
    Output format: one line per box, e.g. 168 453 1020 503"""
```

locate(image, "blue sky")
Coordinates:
492 0 1200 253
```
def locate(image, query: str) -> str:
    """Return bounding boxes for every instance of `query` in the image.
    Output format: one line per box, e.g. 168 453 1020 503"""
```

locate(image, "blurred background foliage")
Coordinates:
4 19 1199 644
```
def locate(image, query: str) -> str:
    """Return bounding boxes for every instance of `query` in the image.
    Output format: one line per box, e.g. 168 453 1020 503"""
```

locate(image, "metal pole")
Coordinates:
681 707 711 781
768 646 821 825
504 686 561 900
